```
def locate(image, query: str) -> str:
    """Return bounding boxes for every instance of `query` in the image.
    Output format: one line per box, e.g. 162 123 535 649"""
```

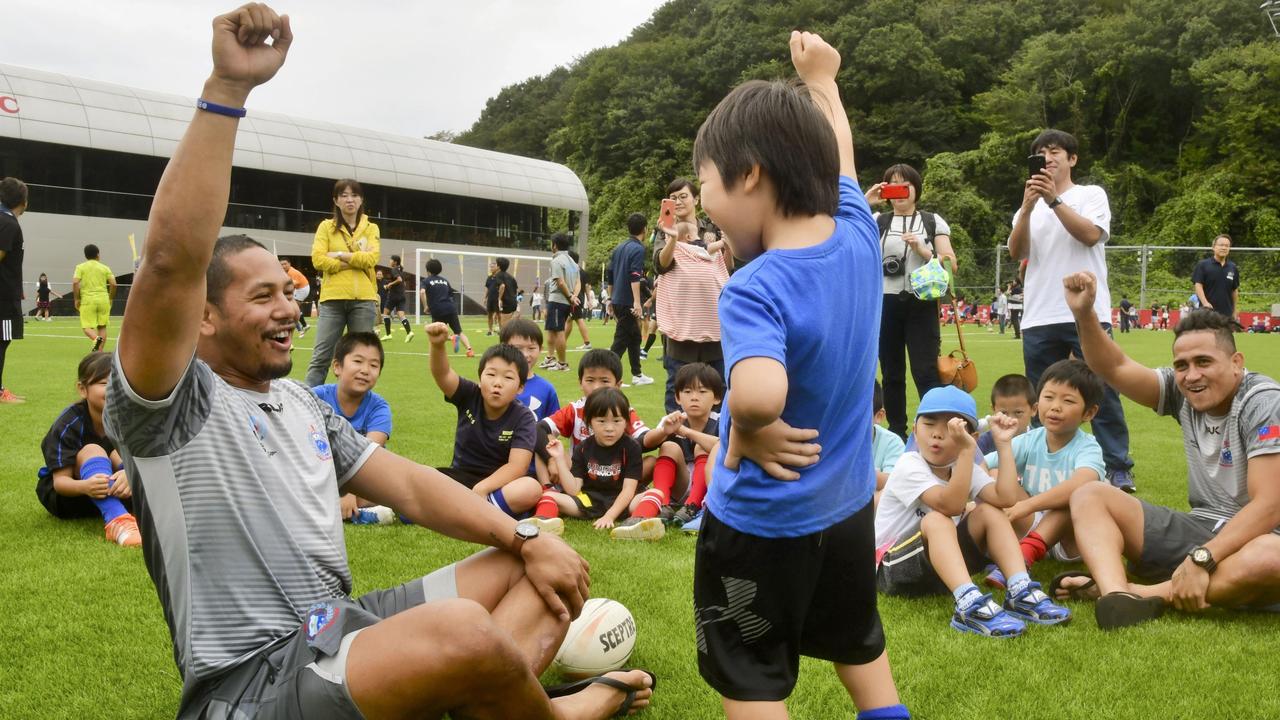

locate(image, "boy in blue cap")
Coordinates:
875 385 1072 637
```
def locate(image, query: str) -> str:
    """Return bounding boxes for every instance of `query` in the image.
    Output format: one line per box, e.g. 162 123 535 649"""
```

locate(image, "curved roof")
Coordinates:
0 63 587 212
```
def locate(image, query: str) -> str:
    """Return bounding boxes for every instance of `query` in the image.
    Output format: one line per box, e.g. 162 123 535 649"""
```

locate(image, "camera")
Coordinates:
882 255 904 277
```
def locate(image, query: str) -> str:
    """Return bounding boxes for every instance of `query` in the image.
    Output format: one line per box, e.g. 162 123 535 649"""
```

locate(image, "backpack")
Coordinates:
877 211 939 254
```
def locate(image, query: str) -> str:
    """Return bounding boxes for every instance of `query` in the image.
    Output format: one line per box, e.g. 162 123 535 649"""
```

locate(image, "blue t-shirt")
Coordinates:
983 426 1105 496
608 238 646 308
708 175 881 537
517 374 560 422
872 424 905 474
312 384 393 439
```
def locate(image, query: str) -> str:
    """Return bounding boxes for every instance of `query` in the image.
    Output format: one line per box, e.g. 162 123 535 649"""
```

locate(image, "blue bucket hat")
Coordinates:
915 385 979 432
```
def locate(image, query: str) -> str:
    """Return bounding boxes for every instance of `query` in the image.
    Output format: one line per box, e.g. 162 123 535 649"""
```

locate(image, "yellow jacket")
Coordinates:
311 215 381 302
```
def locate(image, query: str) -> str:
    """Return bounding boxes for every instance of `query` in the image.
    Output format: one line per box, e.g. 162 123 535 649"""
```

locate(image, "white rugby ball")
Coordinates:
553 598 637 679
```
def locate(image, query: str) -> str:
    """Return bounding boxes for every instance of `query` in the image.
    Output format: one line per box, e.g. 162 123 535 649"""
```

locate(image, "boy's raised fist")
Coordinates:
789 30 841 85
425 322 451 345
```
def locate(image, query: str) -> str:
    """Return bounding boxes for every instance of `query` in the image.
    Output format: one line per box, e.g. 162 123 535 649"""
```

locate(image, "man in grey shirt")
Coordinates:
1056 271 1280 630
543 232 579 370
104 7 652 719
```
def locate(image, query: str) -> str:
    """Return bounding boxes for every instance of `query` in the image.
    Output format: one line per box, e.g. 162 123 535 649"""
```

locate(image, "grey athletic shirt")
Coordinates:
103 354 376 688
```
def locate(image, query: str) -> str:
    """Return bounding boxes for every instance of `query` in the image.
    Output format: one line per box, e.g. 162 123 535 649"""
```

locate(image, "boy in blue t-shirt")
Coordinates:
500 319 560 422
312 332 395 524
872 381 905 509
691 31 908 720
982 359 1106 586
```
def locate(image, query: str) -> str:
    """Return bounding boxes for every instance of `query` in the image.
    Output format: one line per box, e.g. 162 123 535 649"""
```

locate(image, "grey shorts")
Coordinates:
182 564 460 720
1133 500 1223 581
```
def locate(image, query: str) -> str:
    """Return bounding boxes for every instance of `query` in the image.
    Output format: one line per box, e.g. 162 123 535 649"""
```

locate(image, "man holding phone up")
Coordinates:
1009 128 1137 493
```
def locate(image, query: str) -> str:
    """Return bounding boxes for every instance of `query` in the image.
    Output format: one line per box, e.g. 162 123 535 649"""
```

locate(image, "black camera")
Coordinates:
882 255 904 277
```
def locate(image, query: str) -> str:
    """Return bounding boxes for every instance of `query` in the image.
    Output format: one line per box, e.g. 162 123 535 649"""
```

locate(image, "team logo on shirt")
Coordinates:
309 423 332 461
1220 439 1234 468
305 602 341 642
498 429 514 444
249 415 276 457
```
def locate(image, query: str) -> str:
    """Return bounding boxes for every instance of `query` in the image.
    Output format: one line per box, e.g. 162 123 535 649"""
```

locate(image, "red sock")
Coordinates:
686 455 708 508
630 490 665 519
652 456 676 505
535 492 560 519
1020 531 1048 567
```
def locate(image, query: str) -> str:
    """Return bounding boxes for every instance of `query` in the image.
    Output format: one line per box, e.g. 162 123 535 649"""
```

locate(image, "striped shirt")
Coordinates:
655 242 729 343
103 354 375 691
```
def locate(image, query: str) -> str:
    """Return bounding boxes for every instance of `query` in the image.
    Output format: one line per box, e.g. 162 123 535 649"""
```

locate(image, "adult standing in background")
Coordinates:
305 179 381 387
651 178 726 412
0 177 27 404
541 233 578 371
484 260 501 335
494 256 520 327
279 257 309 336
608 214 653 386
1007 278 1024 339
73 243 117 352
1119 295 1133 333
1193 234 1239 323
994 287 1008 334
531 285 542 321
864 163 956 440
564 249 593 350
1009 128 1135 493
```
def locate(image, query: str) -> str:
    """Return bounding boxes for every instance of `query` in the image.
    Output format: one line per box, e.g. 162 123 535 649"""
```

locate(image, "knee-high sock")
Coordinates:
0 338 9 389
632 456 676 518
401 318 412 333
383 317 392 335
686 454 709 508
1020 531 1048 566
535 492 560 519
80 456 127 524
643 333 657 353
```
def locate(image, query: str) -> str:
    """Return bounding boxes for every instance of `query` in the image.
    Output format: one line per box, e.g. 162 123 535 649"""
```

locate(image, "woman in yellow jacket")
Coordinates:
304 179 382 386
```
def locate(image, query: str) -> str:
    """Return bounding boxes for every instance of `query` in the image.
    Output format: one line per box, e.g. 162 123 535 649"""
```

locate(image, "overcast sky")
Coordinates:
3 0 667 143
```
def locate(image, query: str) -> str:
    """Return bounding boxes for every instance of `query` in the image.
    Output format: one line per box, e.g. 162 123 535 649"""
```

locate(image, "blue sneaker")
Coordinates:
951 594 1025 638
1107 468 1137 493
1004 582 1072 625
983 563 1006 589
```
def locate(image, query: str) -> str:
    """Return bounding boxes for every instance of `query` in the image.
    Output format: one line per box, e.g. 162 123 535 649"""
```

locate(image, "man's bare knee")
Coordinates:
1070 480 1114 516
402 599 524 675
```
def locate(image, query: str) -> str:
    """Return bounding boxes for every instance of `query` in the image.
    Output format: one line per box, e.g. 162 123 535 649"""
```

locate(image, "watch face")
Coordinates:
1192 548 1209 563
515 521 539 540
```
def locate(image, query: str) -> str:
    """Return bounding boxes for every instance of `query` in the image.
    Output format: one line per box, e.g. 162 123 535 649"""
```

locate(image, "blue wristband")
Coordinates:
196 98 247 118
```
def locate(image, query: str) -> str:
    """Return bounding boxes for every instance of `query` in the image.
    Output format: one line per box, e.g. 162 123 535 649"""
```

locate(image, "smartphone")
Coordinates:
1027 154 1047 177
881 183 911 200
659 198 676 231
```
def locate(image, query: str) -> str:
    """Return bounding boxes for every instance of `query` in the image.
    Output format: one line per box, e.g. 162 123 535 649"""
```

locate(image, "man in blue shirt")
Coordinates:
607 214 653 386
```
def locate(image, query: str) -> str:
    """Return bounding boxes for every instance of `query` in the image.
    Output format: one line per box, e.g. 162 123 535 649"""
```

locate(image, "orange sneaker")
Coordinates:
465 348 475 358
105 514 142 547
0 388 25 404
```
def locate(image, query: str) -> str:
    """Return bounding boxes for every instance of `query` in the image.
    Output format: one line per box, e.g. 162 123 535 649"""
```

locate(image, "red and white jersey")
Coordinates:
543 398 649 448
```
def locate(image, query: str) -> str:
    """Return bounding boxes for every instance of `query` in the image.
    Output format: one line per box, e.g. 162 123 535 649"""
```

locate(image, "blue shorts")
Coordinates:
545 301 571 332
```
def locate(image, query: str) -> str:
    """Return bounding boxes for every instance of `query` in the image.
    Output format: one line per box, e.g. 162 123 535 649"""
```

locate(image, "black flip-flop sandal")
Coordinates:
1096 591 1165 630
1049 571 1097 601
544 669 657 716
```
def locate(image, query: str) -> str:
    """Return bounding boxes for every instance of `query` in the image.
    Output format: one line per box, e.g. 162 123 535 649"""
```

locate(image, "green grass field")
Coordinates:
4 316 1280 719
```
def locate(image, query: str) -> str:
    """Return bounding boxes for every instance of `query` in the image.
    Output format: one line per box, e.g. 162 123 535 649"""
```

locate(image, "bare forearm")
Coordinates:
682 427 719 454
473 462 525 498
402 467 518 551
990 448 1021 508
630 281 641 308
428 343 457 393
604 480 639 521
1055 205 1103 246
1194 284 1210 307
1022 473 1094 512
806 79 855 178
1008 214 1031 261
1205 497 1280 563
938 454 975 515
658 237 677 269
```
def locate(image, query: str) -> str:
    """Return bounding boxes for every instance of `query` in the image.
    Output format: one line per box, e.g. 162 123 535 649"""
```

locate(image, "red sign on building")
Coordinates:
0 96 19 114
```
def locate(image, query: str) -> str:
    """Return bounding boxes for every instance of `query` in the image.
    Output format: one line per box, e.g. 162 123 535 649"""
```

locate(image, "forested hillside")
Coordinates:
458 0 1280 304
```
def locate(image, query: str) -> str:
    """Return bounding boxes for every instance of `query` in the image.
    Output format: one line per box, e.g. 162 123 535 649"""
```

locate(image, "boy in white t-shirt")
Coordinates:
982 359 1106 588
875 386 1071 637
1008 128 1135 494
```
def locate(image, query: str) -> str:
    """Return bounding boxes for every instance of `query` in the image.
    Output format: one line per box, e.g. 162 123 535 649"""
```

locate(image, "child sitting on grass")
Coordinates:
312 331 395 525
501 318 560 422
37 352 140 547
876 386 1071 637
872 380 905 509
661 362 723 528
533 387 663 540
425 322 542 517
981 359 1106 587
976 373 1038 455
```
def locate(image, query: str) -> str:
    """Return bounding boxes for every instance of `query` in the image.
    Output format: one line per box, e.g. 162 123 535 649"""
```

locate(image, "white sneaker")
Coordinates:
610 517 665 541
530 517 565 536
575 343 592 350
631 374 655 386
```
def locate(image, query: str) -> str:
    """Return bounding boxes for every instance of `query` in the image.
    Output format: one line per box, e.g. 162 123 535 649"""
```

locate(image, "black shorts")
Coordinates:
487 297 499 313
385 295 406 313
876 516 989 597
545 302 570 332
437 466 486 490
570 301 585 321
1133 500 1223 581
431 312 463 335
693 503 885 702
36 468 134 519
1 300 23 340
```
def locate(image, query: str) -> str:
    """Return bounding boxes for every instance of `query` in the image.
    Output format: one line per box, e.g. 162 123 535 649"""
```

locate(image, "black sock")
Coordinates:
383 317 392 335
0 338 9 389
401 318 411 333
643 334 656 353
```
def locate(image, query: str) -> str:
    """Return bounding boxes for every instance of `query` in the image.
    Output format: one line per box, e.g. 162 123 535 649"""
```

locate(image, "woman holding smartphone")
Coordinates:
304 179 381 386
865 163 957 439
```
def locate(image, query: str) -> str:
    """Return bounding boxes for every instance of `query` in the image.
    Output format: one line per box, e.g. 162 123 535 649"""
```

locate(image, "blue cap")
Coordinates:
915 385 979 431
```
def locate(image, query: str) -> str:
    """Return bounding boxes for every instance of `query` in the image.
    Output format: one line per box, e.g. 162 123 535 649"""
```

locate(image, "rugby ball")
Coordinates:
553 598 637 679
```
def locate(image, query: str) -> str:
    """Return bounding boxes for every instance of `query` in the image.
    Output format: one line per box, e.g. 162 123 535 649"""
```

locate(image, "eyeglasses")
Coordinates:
669 192 694 201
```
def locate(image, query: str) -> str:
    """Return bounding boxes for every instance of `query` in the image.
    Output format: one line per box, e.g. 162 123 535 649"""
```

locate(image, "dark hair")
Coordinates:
568 249 581 265
579 348 622 382
667 177 696 197
333 331 384 366
207 235 268 305
83 244 100 260
1174 308 1239 353
500 318 543 347
1030 129 1079 158
331 179 365 227
627 212 647 237
77 351 112 386
873 380 884 414
882 163 923 202
674 362 724 399
583 387 630 423
1038 359 1104 410
495 257 510 272
552 232 572 251
425 258 443 275
1213 234 1232 245
0 177 28 208
390 254 401 266
479 344 529 383
693 79 838 218
990 373 1037 406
